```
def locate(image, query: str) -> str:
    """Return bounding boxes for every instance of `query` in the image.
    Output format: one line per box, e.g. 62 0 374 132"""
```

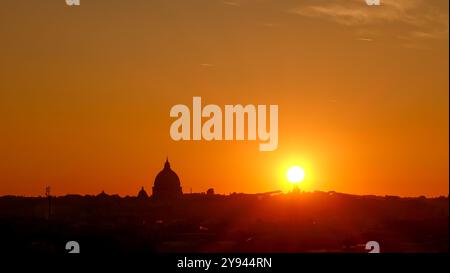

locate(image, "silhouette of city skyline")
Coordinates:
0 158 447 254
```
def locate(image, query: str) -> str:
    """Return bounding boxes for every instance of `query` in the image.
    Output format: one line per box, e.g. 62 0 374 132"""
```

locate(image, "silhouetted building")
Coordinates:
97 190 109 198
137 186 148 199
291 185 300 194
152 158 182 200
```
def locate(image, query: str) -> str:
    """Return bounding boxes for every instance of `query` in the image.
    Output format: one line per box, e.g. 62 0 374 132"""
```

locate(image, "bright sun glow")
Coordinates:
287 166 305 184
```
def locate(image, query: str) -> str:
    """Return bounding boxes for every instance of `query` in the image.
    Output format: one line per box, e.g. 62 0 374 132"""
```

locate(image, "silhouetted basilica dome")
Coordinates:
137 186 148 199
152 158 182 199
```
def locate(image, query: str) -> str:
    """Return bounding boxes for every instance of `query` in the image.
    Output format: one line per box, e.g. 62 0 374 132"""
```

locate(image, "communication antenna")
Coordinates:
45 186 51 219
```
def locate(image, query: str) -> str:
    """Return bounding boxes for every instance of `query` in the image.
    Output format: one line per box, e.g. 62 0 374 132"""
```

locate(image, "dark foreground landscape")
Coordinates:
0 191 448 254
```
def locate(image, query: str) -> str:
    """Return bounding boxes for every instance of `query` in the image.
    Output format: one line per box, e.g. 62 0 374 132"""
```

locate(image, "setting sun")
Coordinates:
287 166 305 184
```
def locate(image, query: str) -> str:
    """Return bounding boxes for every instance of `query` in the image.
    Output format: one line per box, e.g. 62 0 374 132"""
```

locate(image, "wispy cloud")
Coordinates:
358 37 373 42
290 0 448 43
223 1 241 7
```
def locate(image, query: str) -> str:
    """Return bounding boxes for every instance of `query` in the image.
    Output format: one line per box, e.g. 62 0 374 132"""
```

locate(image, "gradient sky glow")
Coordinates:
0 0 448 197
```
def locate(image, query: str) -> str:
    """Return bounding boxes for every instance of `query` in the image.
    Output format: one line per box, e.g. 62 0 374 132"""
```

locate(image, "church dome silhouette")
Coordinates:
137 186 148 199
152 158 183 199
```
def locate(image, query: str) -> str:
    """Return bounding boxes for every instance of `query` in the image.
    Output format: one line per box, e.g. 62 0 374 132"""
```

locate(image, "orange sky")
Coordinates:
0 0 448 197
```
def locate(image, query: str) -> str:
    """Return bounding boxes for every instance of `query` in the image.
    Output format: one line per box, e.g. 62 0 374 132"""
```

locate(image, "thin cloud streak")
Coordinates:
290 0 448 42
